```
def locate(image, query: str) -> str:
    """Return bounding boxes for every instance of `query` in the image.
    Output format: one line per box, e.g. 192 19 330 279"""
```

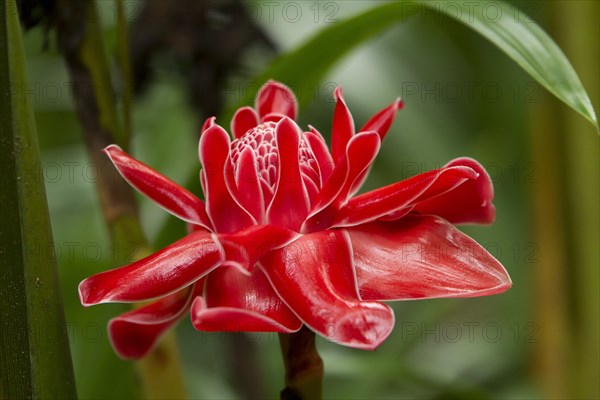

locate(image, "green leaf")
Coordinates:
416 0 597 129
226 0 597 129
0 0 77 398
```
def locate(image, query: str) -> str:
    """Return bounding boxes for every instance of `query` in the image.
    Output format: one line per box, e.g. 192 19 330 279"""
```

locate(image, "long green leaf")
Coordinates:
417 0 597 129
227 0 597 128
0 0 77 397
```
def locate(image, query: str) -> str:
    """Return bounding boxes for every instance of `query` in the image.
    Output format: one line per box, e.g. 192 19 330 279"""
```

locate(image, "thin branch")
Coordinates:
279 327 324 400
116 0 132 143
55 1 187 397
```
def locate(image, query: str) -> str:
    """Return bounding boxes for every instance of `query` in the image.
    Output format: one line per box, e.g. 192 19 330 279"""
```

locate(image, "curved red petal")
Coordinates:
333 166 478 227
199 124 255 232
266 118 310 231
259 230 395 350
218 224 300 270
79 231 223 305
104 145 211 230
412 157 496 224
303 174 320 207
304 128 334 186
225 148 264 222
201 116 216 134
192 266 302 332
307 125 327 142
256 80 298 121
359 98 403 140
302 132 380 233
331 87 355 164
348 216 512 301
346 98 403 195
108 285 197 359
231 106 259 139
261 112 289 124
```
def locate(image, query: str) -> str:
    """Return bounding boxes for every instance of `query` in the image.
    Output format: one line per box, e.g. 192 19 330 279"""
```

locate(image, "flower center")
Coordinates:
230 122 321 206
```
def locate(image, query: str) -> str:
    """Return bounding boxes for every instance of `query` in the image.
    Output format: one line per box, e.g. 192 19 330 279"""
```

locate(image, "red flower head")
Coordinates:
79 80 511 359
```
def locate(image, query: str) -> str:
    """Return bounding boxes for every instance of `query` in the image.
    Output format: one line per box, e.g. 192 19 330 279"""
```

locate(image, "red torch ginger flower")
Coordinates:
79 80 511 359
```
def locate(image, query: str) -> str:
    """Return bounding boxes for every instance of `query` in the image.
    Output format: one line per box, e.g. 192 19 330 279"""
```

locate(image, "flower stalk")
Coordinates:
279 327 324 400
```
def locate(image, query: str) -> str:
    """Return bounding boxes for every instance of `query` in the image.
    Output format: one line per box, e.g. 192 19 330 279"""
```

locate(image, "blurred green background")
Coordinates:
19 0 598 399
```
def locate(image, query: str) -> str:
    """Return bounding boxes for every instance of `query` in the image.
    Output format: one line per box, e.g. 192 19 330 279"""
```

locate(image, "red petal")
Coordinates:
201 116 216 133
266 118 309 231
331 87 355 164
225 148 264 222
413 158 496 224
302 132 380 233
199 124 255 232
192 266 302 332
104 145 211 230
79 231 223 305
359 98 403 140
108 285 198 359
348 215 512 301
346 98 403 195
261 112 289 124
231 106 259 139
218 224 300 270
303 174 320 206
333 166 478 227
304 128 334 186
259 230 395 349
256 80 298 121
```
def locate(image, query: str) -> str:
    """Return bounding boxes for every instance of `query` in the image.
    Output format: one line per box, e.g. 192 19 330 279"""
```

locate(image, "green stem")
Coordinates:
279 327 324 400
554 3 599 398
55 1 187 397
530 3 599 399
116 0 132 143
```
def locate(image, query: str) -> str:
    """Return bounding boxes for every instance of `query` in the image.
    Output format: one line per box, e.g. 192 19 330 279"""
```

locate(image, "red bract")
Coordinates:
79 80 511 359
